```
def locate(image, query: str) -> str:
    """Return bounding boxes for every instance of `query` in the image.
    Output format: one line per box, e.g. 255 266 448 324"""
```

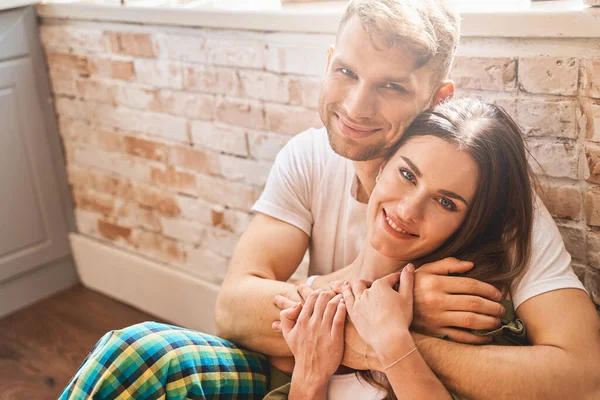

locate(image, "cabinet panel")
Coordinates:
0 58 70 282
0 8 29 61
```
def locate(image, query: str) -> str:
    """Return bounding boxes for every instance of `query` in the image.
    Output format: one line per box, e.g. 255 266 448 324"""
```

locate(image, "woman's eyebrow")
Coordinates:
400 156 422 177
438 189 469 207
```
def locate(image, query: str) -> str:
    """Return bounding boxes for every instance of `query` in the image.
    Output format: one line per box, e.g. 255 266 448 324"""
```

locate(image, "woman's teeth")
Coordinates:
385 214 414 235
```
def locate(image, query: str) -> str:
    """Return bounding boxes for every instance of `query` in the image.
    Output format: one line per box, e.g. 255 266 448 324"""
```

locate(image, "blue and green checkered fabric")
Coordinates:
59 321 269 399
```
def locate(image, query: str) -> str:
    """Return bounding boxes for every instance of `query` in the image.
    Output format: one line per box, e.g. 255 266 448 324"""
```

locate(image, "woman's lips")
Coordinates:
381 209 419 241
336 114 380 139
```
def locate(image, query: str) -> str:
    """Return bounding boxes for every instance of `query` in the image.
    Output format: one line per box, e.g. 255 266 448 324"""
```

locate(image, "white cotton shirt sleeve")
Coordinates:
252 129 318 236
510 197 586 310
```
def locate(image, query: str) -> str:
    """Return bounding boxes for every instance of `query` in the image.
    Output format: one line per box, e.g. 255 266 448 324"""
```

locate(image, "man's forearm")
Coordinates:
414 334 600 400
215 275 299 356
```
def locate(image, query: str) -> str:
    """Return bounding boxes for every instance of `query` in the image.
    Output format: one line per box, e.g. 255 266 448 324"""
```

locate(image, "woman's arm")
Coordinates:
280 290 347 400
373 331 451 399
340 265 451 399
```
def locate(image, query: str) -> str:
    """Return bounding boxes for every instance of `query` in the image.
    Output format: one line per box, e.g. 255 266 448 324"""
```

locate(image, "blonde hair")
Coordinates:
338 0 461 81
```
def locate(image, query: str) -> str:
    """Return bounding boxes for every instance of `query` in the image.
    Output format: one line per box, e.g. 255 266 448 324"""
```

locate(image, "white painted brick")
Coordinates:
134 59 183 89
98 104 189 143
266 44 328 77
196 173 259 210
519 57 579 96
221 209 253 234
158 90 214 120
265 103 323 135
184 246 229 284
238 70 289 103
190 121 248 156
175 194 214 225
114 84 159 110
74 208 101 236
183 64 238 95
528 140 580 179
557 223 587 261
205 228 240 258
160 217 206 244
215 97 266 130
450 57 517 92
205 38 264 69
154 33 207 64
73 146 152 182
516 99 579 139
212 154 273 187
288 76 321 109
40 25 109 53
247 131 290 161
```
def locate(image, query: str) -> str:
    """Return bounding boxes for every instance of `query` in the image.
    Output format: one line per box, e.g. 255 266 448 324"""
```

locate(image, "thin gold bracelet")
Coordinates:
382 347 418 371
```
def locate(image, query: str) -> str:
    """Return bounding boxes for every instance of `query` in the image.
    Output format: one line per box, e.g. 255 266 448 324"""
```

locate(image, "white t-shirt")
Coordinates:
253 127 585 310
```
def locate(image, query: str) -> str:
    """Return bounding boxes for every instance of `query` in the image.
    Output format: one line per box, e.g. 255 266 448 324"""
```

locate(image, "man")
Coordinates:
215 0 600 398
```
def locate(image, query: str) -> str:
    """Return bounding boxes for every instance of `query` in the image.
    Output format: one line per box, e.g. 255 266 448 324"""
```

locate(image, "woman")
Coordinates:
266 97 535 399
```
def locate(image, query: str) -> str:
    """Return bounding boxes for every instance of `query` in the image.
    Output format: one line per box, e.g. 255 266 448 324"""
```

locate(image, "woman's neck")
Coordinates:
349 241 408 282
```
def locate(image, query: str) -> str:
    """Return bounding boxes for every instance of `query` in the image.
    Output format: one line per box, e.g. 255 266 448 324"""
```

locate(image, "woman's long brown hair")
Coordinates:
358 98 536 399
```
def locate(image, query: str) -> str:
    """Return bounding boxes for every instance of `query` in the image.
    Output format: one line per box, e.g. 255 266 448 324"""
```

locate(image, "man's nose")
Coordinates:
343 82 376 121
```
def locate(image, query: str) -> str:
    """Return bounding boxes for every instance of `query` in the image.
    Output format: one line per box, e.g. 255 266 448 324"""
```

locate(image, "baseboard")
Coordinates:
69 233 220 335
0 255 78 319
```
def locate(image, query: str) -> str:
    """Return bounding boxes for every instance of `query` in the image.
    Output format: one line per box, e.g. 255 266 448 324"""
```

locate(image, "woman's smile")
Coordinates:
381 209 419 240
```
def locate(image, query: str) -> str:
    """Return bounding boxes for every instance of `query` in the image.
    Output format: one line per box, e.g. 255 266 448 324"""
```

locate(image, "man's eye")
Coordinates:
340 68 356 78
384 83 407 93
439 198 457 211
400 168 415 182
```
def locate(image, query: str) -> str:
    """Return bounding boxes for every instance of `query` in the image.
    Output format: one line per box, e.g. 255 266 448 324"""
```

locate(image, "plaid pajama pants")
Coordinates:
59 321 269 400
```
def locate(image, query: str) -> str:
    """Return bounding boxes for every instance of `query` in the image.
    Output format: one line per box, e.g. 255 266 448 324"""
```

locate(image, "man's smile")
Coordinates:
336 113 381 139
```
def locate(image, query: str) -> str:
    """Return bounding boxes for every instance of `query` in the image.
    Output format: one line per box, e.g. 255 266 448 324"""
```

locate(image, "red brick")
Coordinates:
132 184 181 218
168 146 211 174
124 136 169 162
107 32 156 58
539 183 582 221
585 187 600 226
150 166 197 196
97 220 132 243
72 189 115 215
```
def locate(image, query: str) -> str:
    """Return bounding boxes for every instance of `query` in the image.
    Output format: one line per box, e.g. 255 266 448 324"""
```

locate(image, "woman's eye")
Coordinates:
439 198 457 211
400 168 415 182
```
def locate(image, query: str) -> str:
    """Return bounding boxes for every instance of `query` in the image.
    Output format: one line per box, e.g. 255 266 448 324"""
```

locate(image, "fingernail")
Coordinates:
343 282 349 287
331 280 340 286
406 263 415 272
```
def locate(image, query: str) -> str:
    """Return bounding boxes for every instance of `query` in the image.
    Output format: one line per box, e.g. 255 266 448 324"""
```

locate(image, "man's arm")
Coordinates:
215 213 308 356
413 289 600 399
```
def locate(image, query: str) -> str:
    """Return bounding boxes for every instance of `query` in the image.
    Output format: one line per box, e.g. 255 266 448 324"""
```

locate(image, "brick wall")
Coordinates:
39 20 599 309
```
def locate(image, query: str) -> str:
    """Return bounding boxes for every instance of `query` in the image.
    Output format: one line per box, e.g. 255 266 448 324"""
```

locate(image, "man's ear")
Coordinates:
430 80 455 106
326 45 335 71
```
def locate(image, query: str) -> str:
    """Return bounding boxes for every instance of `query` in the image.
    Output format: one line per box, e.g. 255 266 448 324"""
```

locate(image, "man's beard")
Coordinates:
320 106 388 162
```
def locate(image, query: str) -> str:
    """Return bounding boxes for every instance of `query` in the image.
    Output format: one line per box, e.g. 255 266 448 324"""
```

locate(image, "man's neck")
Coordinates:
349 240 406 282
353 158 383 204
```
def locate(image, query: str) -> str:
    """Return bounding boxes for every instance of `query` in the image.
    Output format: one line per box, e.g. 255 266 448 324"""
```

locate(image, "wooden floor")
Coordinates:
0 284 164 400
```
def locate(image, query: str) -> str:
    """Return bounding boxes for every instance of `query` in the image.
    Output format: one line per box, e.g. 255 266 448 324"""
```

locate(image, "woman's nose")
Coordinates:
396 194 424 223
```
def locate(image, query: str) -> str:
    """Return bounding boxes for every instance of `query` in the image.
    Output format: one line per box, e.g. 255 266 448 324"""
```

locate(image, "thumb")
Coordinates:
400 263 415 300
418 257 473 275
280 303 301 334
378 271 401 288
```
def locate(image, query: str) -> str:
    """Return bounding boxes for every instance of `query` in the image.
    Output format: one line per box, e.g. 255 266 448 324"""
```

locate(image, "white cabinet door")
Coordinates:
0 57 71 282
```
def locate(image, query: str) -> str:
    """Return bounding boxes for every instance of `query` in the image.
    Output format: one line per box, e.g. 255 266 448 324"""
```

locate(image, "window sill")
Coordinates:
35 0 600 38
